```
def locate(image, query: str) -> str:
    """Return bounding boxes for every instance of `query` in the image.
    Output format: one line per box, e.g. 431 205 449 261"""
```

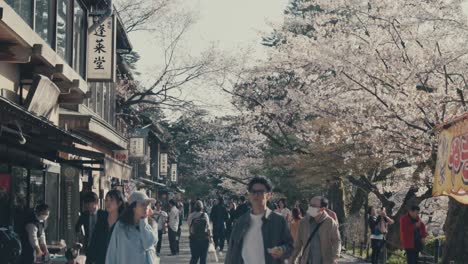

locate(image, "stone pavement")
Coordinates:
159 223 368 264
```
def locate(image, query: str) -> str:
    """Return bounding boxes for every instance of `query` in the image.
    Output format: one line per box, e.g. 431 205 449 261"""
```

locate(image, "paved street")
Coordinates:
159 223 368 264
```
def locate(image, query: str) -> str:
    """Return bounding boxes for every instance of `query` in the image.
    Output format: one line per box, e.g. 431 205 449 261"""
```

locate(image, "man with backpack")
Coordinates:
188 200 212 264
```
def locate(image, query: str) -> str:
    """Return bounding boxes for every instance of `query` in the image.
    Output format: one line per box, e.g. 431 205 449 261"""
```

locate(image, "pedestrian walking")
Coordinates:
275 198 291 221
321 198 338 224
368 206 394 264
291 196 341 264
19 203 50 264
176 201 184 254
75 192 102 252
188 200 213 264
153 201 168 257
190 198 198 213
210 197 229 252
225 177 294 264
289 207 302 242
86 190 125 264
167 199 180 256
105 191 158 264
225 201 236 241
232 195 249 222
400 205 427 264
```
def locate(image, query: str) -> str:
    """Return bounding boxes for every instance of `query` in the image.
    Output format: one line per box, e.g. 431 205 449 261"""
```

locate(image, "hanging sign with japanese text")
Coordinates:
170 163 177 182
434 115 468 204
160 153 168 176
129 138 145 157
87 15 116 81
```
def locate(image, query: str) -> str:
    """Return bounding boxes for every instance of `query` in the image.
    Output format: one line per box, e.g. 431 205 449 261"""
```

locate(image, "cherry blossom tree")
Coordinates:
231 0 468 257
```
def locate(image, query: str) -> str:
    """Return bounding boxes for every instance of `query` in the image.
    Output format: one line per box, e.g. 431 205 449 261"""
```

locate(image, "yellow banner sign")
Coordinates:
434 119 468 204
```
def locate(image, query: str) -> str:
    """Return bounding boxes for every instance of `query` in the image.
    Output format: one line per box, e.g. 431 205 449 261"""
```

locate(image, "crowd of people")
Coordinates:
8 175 430 264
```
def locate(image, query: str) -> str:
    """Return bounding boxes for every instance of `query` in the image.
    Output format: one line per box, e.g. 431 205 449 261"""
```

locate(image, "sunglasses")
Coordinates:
250 189 268 196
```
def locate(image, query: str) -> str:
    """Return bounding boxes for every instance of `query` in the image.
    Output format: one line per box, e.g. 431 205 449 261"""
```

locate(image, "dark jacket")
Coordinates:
20 211 45 264
75 210 104 249
225 209 294 264
210 204 229 228
233 203 250 221
86 211 112 264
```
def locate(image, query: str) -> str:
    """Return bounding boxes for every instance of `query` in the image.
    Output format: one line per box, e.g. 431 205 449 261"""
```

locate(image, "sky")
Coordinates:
128 0 289 117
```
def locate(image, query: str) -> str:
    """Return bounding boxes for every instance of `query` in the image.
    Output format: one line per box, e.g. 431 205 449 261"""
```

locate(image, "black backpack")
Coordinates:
0 227 22 264
190 214 209 240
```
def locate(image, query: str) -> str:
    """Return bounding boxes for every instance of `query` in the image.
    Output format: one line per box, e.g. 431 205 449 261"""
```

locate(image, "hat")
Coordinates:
128 191 156 205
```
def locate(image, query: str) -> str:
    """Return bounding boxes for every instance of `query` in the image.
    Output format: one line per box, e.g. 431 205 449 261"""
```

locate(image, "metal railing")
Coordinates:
342 237 443 264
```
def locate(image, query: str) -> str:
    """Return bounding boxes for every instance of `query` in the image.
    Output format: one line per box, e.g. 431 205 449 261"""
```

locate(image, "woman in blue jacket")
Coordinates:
105 191 158 264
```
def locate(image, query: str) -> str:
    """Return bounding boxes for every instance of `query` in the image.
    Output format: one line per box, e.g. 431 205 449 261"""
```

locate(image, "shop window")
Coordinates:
29 170 45 208
103 82 108 122
35 0 55 46
11 167 28 232
96 82 103 117
56 0 71 63
0 164 10 227
73 0 86 78
45 172 60 242
5 0 33 26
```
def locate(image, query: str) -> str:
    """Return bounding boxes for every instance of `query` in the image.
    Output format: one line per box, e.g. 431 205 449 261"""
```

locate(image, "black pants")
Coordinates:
371 239 384 264
156 229 163 254
168 228 178 255
189 238 209 264
176 225 181 253
405 248 420 264
212 225 225 251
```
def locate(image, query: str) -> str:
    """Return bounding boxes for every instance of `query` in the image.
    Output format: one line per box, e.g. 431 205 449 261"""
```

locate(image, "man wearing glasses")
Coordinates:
291 196 341 264
225 177 293 264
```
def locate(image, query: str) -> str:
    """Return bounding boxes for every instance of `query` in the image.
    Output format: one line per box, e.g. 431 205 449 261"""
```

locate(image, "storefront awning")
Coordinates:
0 96 87 145
136 178 167 187
60 107 128 150
104 156 132 181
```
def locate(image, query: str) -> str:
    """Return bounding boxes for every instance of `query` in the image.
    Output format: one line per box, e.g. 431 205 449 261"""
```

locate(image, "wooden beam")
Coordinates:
58 95 85 105
55 79 80 91
58 159 104 165
82 166 104 171
32 66 57 79
0 43 31 63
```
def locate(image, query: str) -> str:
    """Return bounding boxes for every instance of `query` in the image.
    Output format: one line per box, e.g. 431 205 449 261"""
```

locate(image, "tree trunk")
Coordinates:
328 178 347 238
443 198 468 264
349 188 368 215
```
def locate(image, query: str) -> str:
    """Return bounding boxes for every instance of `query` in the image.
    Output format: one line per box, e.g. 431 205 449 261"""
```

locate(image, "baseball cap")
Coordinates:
128 191 156 205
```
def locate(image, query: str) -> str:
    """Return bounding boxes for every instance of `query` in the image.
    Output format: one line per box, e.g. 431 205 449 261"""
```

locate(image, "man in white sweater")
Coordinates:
225 177 293 264
167 199 180 256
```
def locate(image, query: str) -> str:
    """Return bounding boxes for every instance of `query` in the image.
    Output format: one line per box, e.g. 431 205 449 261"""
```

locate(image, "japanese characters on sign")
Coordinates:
113 150 129 162
87 15 116 81
129 138 145 157
170 163 177 182
160 153 168 176
434 117 468 204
